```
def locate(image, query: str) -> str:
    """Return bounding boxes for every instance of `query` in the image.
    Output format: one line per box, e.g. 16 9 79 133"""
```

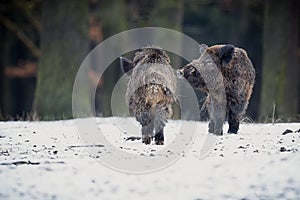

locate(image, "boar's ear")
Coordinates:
199 44 208 55
219 44 234 65
120 56 134 74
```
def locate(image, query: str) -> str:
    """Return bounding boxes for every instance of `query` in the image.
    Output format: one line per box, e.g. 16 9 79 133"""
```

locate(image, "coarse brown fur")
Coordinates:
120 47 176 144
177 44 255 135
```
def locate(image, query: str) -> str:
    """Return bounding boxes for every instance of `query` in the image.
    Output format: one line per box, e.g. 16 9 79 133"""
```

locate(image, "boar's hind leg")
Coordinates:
154 119 166 145
153 105 169 145
154 129 164 145
142 123 153 144
228 110 239 134
138 111 153 144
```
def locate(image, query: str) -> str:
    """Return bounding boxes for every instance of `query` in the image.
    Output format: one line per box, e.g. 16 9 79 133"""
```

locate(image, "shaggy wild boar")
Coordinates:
177 44 255 135
120 47 176 144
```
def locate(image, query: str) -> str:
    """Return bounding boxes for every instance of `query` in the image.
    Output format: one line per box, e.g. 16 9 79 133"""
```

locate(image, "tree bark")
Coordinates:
34 0 88 119
259 0 299 121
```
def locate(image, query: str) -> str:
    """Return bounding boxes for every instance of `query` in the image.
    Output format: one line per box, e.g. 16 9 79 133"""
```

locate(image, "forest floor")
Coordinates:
0 118 300 200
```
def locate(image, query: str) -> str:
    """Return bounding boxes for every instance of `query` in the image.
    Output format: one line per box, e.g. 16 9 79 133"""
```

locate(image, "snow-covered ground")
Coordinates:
0 118 300 200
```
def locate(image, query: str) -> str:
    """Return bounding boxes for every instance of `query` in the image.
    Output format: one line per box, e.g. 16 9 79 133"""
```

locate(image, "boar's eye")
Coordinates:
219 44 234 65
187 65 196 74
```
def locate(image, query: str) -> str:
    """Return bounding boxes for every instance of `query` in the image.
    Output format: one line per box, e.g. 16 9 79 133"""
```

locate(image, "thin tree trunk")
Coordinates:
150 0 184 30
0 25 4 119
34 0 88 119
98 0 127 116
259 0 299 121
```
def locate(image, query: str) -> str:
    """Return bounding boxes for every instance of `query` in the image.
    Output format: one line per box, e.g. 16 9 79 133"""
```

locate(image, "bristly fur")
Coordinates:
132 46 171 66
121 47 176 145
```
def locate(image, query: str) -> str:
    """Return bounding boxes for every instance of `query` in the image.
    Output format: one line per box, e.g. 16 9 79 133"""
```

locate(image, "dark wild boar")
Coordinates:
177 44 255 135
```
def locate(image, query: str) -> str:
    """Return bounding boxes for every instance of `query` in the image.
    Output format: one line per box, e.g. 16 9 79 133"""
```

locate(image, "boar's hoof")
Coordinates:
214 129 223 136
142 134 152 145
155 140 164 145
154 130 164 145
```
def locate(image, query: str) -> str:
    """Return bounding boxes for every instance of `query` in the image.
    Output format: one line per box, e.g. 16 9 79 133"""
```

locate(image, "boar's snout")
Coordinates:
177 68 185 79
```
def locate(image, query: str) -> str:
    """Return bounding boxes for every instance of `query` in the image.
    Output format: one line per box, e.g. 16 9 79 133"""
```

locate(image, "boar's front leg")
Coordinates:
207 96 226 136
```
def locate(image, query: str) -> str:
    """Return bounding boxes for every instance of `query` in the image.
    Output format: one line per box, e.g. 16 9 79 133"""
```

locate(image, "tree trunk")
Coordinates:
150 0 184 30
0 25 4 119
96 0 127 116
34 0 88 119
259 0 299 121
229 1 263 121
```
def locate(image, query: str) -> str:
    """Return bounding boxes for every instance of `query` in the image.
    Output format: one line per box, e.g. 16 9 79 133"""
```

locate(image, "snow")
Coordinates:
0 118 300 199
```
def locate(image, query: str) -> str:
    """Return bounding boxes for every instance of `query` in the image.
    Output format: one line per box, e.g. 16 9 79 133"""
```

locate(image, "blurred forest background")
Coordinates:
0 0 299 122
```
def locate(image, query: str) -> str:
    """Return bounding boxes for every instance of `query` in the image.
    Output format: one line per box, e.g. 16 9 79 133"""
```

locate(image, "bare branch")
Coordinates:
25 12 42 34
14 0 42 34
0 14 41 58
